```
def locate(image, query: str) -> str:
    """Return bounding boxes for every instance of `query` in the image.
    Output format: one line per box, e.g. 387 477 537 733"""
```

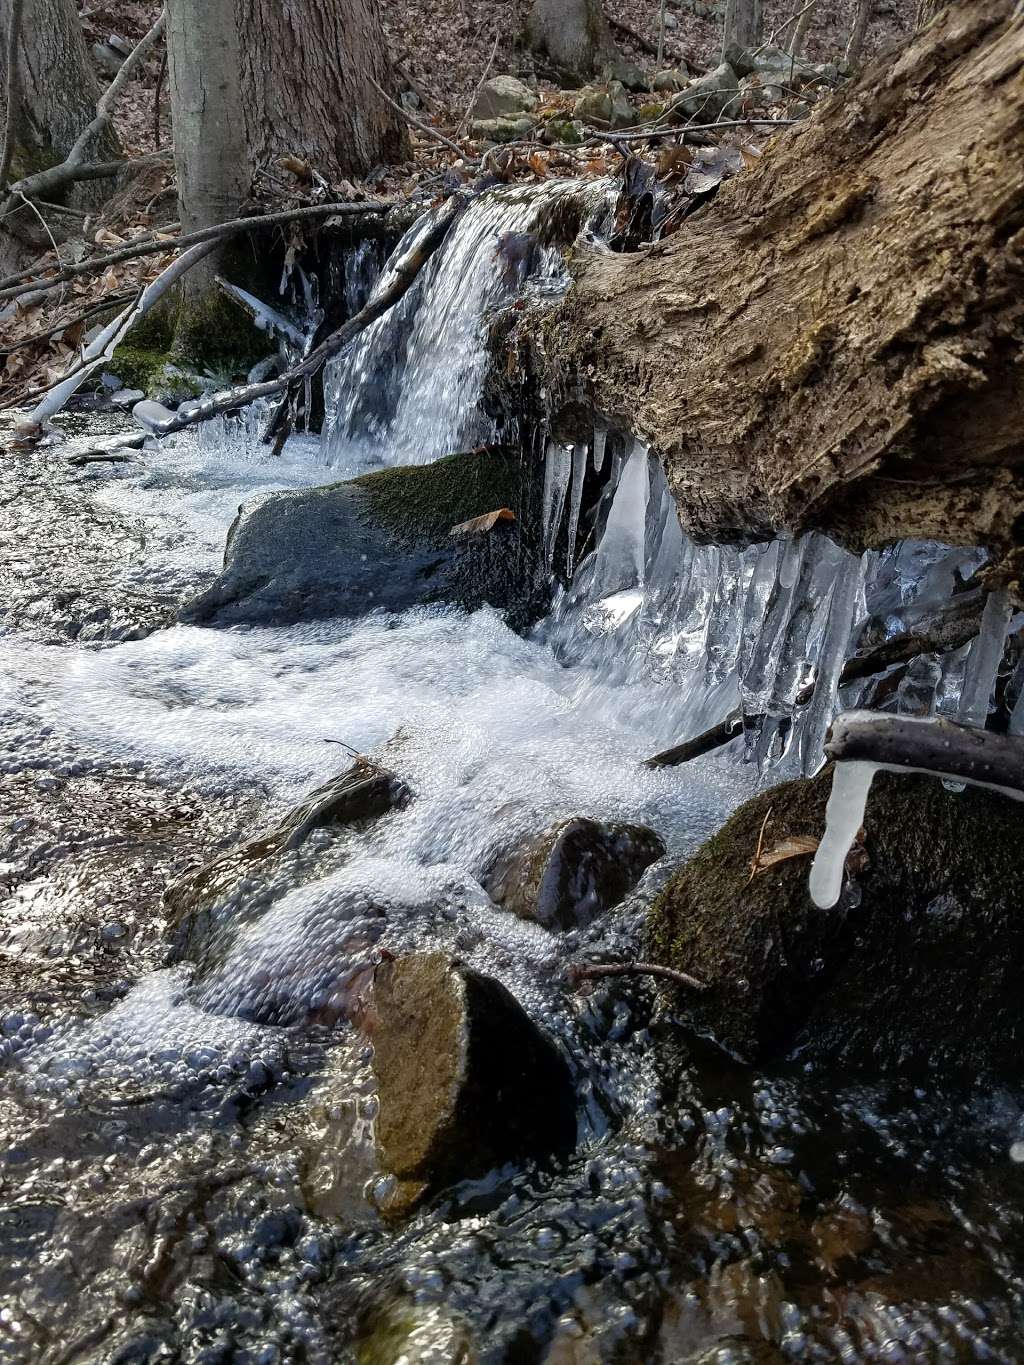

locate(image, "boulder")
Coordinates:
605 58 649 93
470 114 537 144
165 757 411 964
179 447 549 629
470 75 539 122
607 79 637 129
572 85 613 125
652 67 690 93
370 953 576 1208
540 116 584 146
669 63 740 121
484 817 665 930
647 767 1024 1079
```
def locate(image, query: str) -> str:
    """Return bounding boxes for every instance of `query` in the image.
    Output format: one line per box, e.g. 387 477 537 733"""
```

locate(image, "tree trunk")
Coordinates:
544 1 1024 576
165 0 408 359
788 2 817 58
526 0 619 84
916 0 945 27
722 0 763 59
0 0 119 229
844 0 873 65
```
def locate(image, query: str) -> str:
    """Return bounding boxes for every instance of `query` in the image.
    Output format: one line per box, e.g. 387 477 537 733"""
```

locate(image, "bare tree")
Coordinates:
722 0 764 57
915 0 945 25
165 0 408 350
526 0 622 83
0 0 120 265
845 0 873 64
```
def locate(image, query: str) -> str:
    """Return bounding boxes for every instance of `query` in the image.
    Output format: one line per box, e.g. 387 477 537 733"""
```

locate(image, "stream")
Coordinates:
1 182 1024 1364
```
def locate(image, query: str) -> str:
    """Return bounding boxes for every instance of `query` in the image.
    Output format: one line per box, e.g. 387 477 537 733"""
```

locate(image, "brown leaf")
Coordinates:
450 508 516 539
528 150 549 179
657 145 693 181
755 834 820 871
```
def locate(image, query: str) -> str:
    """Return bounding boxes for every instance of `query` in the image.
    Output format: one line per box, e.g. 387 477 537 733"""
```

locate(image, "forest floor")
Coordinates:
1 0 915 406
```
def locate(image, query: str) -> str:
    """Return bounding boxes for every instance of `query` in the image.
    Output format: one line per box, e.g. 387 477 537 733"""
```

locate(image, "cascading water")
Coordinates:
320 180 614 475
2 182 1024 1364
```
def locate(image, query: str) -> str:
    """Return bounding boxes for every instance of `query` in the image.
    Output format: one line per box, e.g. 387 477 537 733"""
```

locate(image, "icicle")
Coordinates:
542 442 573 573
958 591 1012 728
566 442 589 576
741 538 806 712
897 655 942 717
592 423 607 473
798 555 863 776
808 760 877 909
590 442 650 595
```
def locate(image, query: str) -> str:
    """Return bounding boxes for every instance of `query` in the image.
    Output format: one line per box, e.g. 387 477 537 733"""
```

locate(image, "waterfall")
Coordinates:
320 180 614 476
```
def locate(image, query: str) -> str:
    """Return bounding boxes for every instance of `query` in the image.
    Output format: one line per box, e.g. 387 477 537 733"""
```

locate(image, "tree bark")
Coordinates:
165 0 408 354
544 1 1024 574
845 0 873 65
0 0 119 255
722 0 763 58
916 0 945 27
526 0 620 84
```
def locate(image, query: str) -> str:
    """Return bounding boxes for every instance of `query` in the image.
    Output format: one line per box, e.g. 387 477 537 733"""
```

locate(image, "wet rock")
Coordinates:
648 767 1024 1079
370 953 576 1206
484 817 665 930
669 63 740 121
470 114 538 144
471 75 539 122
179 447 549 629
354 1303 477 1365
166 758 411 962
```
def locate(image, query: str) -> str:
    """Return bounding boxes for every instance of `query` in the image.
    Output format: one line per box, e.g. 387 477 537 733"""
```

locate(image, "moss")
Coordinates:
648 767 1024 1076
105 345 170 394
355 446 528 546
636 101 666 121
170 289 271 374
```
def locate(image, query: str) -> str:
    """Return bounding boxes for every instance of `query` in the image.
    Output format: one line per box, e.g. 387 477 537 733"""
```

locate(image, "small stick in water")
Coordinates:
567 960 707 992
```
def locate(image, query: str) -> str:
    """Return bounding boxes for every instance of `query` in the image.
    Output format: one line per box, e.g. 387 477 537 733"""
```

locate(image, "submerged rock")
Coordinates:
648 767 1024 1078
166 758 411 963
370 953 576 1209
180 447 548 629
484 817 665 930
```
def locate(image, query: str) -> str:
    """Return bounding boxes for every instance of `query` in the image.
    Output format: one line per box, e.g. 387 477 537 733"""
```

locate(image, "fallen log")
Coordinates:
545 1 1024 570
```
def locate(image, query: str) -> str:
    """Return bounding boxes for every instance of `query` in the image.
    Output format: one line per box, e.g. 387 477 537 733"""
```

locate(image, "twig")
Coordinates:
0 199 393 302
0 0 25 190
745 807 773 886
0 289 136 356
393 55 440 112
4 9 166 207
587 117 796 148
367 74 468 160
752 0 818 58
567 960 707 992
458 31 500 139
121 191 469 442
153 48 167 150
14 192 64 307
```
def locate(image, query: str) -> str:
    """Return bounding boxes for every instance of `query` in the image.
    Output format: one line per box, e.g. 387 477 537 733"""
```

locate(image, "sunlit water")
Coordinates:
1 186 1023 1361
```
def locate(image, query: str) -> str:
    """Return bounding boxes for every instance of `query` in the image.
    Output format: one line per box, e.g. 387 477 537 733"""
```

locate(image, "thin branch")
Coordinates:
6 9 166 206
587 117 796 148
0 289 136 356
153 48 167 150
0 0 25 190
367 74 468 159
0 199 393 302
458 31 500 139
567 960 708 992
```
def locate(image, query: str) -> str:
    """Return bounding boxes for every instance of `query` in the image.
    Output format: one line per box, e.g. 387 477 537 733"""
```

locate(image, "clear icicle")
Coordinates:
566 442 589 576
808 760 877 909
590 442 650 596
542 442 573 573
592 423 607 473
798 555 863 776
958 591 1012 728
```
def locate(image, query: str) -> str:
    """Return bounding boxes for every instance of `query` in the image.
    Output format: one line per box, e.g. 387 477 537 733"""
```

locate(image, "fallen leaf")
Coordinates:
450 508 516 538
755 834 820 871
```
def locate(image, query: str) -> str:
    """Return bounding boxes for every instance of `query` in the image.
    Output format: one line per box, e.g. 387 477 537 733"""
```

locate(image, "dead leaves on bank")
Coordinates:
745 806 868 889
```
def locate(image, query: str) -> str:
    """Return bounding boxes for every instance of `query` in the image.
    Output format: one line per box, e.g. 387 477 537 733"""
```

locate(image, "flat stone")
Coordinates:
484 817 666 930
371 953 576 1200
469 114 537 144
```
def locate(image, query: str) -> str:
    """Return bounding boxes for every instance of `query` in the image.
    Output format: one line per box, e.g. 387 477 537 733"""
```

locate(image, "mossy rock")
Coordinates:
181 446 550 629
648 766 1024 1078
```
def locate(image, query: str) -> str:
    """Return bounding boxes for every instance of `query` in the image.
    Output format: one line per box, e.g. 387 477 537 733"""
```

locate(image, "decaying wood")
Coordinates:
545 1 1024 570
567 960 708 992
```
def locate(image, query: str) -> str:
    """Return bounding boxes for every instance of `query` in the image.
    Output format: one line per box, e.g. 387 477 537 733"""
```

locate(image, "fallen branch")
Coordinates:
567 960 708 992
23 240 217 429
367 74 468 159
4 9 166 209
0 0 25 191
125 191 468 442
0 289 137 357
458 31 500 139
607 13 707 70
0 198 393 302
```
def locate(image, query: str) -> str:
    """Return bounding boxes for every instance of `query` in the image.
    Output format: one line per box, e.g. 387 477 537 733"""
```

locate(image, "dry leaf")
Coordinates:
755 835 820 871
94 228 124 246
450 508 516 538
528 150 549 179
